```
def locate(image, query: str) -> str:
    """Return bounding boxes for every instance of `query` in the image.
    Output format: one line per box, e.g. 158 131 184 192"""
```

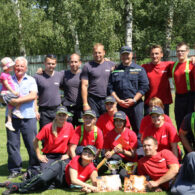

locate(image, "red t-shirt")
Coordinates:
142 62 173 105
169 61 195 94
65 156 97 186
96 112 131 137
140 114 174 135
36 122 74 154
138 149 179 189
69 125 103 149
141 122 180 152
104 128 137 161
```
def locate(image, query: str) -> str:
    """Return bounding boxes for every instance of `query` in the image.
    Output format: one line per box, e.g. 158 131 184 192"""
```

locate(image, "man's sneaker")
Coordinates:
12 110 23 119
2 185 18 195
7 172 22 179
0 181 11 188
5 122 15 131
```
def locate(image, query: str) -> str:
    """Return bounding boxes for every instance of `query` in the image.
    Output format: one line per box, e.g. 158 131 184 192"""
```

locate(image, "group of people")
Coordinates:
0 42 194 194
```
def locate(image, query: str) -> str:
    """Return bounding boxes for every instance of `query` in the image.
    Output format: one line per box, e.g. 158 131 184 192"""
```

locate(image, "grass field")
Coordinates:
0 103 177 195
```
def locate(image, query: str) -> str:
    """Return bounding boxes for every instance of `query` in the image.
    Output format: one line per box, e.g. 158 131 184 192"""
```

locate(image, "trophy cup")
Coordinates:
106 160 121 174
122 162 137 175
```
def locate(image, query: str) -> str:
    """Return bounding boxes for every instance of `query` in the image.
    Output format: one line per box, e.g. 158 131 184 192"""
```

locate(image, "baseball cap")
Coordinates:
105 96 116 104
114 111 126 120
120 46 132 54
56 106 69 115
1 57 15 70
149 106 164 115
83 110 96 118
83 145 97 156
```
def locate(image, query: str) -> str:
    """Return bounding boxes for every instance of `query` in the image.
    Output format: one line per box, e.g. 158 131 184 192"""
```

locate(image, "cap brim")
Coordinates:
83 147 96 156
120 51 131 54
83 113 96 118
114 117 125 120
56 111 68 115
149 112 162 115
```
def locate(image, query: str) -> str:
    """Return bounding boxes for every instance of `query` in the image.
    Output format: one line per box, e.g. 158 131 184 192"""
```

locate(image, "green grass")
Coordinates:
0 102 178 195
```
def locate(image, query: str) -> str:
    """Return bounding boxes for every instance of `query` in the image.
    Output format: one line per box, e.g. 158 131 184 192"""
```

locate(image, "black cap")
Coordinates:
83 110 96 118
120 46 132 54
149 106 164 115
56 106 68 115
83 145 97 156
114 111 126 120
105 96 116 103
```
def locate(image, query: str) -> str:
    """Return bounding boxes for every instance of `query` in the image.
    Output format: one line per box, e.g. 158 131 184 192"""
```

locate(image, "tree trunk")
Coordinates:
125 0 133 49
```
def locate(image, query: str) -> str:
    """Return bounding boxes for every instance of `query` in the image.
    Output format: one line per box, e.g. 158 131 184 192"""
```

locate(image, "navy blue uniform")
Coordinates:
108 62 149 134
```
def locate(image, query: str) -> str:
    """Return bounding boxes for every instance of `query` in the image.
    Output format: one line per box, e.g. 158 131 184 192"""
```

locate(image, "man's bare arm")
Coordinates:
81 79 90 111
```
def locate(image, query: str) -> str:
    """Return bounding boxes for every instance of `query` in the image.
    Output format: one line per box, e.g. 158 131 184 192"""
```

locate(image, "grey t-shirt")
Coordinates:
34 71 64 107
81 60 115 98
61 70 82 106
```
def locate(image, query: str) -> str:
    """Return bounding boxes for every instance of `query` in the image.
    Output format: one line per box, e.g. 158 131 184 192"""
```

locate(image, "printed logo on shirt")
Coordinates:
54 82 59 85
161 70 167 73
91 140 95 142
158 158 165 162
80 175 85 178
64 135 68 138
129 69 141 72
162 135 167 138
105 69 110 72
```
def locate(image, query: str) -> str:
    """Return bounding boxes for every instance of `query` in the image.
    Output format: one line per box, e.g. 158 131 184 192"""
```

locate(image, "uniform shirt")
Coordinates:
36 122 74 154
108 62 149 99
34 71 64 107
138 149 179 190
65 156 97 186
141 122 180 152
169 61 195 94
61 70 82 106
96 112 131 137
81 61 115 98
104 128 137 161
0 72 15 91
179 112 195 150
142 61 173 105
140 114 173 135
70 125 103 149
12 74 37 118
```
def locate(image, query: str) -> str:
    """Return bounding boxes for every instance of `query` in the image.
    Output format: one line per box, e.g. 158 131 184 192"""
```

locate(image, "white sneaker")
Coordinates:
12 110 24 119
5 122 15 131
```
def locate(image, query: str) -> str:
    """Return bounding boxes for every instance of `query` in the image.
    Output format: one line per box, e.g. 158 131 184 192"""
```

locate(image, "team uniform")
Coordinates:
81 61 115 117
34 71 64 129
142 61 173 115
70 125 103 150
36 122 74 169
104 128 138 162
169 60 195 129
140 114 173 135
108 62 149 134
138 149 179 190
61 70 82 126
96 112 131 137
141 122 180 153
5 156 97 193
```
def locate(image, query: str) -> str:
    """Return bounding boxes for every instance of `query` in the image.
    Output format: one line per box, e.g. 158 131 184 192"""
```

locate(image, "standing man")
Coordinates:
170 42 195 129
108 46 149 135
138 136 179 191
34 54 64 130
81 43 115 118
142 45 173 115
61 53 82 126
7 57 39 178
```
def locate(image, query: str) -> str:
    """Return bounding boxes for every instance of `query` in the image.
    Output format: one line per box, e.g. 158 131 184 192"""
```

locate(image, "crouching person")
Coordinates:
0 145 98 194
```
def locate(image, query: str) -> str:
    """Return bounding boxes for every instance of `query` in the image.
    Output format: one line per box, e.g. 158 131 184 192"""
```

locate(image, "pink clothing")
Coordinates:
0 72 15 92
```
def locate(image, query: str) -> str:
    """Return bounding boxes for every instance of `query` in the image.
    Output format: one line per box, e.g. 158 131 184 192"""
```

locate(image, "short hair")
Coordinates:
45 54 57 62
15 56 28 67
93 43 105 51
149 97 164 109
150 45 163 53
176 42 189 50
143 136 158 146
69 53 81 62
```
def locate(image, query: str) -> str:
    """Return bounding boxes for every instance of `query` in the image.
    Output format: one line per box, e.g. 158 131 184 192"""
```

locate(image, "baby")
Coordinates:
0 57 23 131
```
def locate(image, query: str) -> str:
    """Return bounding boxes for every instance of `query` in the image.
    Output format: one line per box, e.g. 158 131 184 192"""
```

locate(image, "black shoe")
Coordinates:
0 181 11 188
7 172 22 179
2 185 18 195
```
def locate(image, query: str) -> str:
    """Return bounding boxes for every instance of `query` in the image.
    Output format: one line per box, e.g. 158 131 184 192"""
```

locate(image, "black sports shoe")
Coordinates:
0 181 11 188
2 185 18 195
7 172 22 179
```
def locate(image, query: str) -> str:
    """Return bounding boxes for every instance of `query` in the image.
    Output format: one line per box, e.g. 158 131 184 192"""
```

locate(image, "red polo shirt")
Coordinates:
104 128 137 161
65 156 97 186
36 122 74 154
96 112 131 137
142 61 173 105
138 149 179 189
70 125 103 149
